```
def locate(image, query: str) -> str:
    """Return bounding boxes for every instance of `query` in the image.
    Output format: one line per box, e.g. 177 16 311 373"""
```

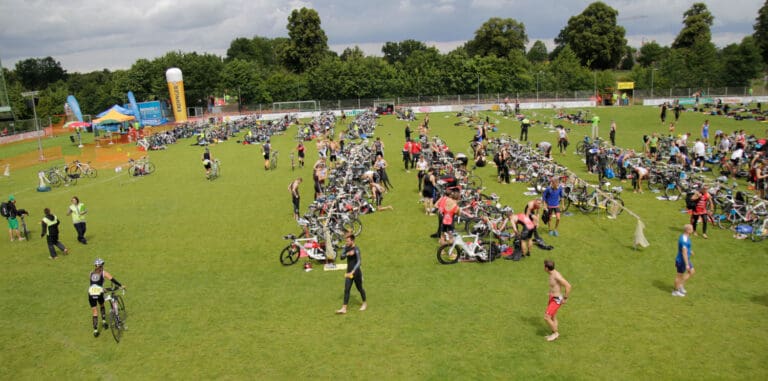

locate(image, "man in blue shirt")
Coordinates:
673 224 695 297
542 180 564 237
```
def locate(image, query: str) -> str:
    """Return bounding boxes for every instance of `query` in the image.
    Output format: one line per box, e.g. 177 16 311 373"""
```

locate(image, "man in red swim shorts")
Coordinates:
544 259 572 342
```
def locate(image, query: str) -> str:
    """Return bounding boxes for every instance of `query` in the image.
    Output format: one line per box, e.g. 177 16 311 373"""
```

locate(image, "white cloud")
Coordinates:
0 0 761 72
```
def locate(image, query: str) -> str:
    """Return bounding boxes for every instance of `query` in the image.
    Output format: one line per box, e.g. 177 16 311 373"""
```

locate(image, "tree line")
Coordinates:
2 1 767 122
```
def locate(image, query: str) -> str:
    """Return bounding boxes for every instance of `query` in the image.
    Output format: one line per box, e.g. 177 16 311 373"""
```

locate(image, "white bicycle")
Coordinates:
436 233 493 264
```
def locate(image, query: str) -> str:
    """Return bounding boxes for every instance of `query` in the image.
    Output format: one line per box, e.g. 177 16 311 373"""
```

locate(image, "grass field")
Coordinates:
1 105 767 380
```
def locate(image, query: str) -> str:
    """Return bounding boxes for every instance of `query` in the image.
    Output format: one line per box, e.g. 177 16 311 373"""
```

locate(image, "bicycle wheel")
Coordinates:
271 154 278 170
145 162 156 174
606 197 625 216
64 173 77 186
437 244 460 264
664 184 682 200
578 193 596 213
575 141 585 155
467 174 482 189
115 294 127 322
109 307 122 343
280 244 300 265
647 175 662 191
717 213 734 230
480 241 497 262
21 221 29 241
67 165 82 179
49 173 62 187
86 168 98 179
342 217 363 236
751 220 767 242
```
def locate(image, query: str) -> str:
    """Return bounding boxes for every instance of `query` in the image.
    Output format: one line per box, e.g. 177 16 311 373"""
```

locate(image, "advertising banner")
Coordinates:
165 68 188 122
137 101 167 126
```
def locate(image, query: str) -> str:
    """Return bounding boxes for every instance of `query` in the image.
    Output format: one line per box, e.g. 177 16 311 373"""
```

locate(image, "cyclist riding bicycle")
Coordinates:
88 258 124 337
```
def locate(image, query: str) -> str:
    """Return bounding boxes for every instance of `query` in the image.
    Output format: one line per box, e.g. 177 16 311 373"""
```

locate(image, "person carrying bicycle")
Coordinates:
4 195 29 242
202 147 213 178
263 140 272 171
88 258 124 337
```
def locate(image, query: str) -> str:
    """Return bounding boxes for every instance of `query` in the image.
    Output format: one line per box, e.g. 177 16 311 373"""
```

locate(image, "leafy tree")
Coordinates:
618 46 636 70
465 17 528 58
637 41 668 67
526 40 548 64
400 48 446 96
340 46 365 62
14 57 67 90
381 39 430 65
720 36 764 86
672 3 713 49
555 2 627 70
225 38 258 62
754 0 768 64
264 70 307 102
281 7 329 73
548 45 592 91
219 59 269 105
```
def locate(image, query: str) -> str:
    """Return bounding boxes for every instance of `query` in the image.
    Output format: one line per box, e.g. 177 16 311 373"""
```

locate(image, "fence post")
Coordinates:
725 87 728 96
458 95 461 105
358 98 360 109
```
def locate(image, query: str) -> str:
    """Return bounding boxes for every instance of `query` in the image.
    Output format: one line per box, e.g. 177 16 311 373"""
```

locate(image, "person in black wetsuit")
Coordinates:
88 258 124 337
336 234 367 314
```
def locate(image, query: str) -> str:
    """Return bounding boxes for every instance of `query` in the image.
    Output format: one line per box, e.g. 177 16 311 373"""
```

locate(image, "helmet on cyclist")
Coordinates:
94 258 105 267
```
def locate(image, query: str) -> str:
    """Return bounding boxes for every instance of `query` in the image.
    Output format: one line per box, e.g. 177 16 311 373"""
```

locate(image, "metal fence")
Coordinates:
242 86 764 112
0 117 52 136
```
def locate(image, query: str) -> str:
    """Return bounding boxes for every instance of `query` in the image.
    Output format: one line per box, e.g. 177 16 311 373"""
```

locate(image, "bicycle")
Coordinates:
104 286 126 343
46 165 77 187
208 159 221 180
128 156 156 176
280 234 329 265
19 214 29 241
436 232 493 264
270 150 279 170
66 160 98 179
576 185 625 216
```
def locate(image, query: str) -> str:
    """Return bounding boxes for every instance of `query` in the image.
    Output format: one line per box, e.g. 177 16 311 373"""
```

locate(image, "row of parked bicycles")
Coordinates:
41 160 98 187
280 113 381 265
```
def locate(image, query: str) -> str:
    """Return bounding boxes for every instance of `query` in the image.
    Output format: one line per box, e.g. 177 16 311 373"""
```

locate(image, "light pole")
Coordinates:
536 71 543 103
593 71 597 104
651 68 658 98
477 73 480 104
22 91 44 161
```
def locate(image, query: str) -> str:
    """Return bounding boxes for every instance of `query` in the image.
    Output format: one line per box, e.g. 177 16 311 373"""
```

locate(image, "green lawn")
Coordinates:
0 106 766 380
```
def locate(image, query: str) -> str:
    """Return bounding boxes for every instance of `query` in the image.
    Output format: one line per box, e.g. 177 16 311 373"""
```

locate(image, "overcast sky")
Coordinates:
0 0 762 73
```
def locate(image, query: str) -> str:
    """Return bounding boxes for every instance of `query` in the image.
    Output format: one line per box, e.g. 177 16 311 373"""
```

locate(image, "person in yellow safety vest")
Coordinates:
41 208 69 259
66 196 88 244
621 92 628 106
520 118 531 141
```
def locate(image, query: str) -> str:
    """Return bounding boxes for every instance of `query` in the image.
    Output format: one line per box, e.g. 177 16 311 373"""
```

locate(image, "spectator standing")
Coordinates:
590 114 600 139
542 180 564 237
690 185 712 239
557 126 568 155
520 118 531 142
543 259 572 342
66 196 88 244
609 120 617 146
336 235 367 314
4 195 28 242
701 120 710 143
673 224 695 297
288 178 302 220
